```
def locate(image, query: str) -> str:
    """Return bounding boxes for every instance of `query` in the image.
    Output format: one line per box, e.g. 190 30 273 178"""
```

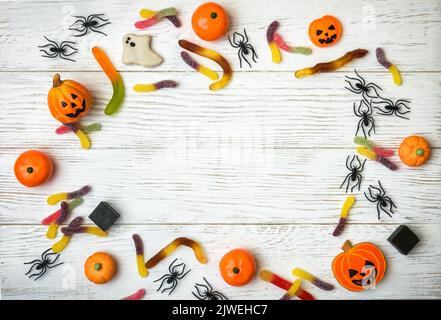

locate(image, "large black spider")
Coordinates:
228 29 258 68
345 70 383 101
69 14 111 37
24 248 64 281
364 180 397 220
374 97 411 120
353 99 376 138
192 277 228 300
38 36 78 62
340 155 366 193
154 258 191 295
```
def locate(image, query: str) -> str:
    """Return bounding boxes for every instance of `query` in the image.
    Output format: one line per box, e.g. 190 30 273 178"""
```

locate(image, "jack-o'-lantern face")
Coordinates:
309 15 342 48
47 73 93 124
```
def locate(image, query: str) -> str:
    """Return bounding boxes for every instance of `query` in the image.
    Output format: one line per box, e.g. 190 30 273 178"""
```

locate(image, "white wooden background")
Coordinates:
1 0 440 300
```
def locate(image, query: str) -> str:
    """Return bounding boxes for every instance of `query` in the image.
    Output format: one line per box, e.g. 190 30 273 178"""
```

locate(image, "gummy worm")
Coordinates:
292 268 334 291
333 196 355 237
135 7 177 29
46 201 70 239
51 217 83 253
354 136 394 158
259 270 315 300
56 123 101 135
133 80 178 93
139 8 181 28
178 40 232 91
121 289 146 300
295 49 369 78
180 51 219 81
279 279 302 300
92 47 125 115
42 198 83 225
61 226 108 237
47 185 91 206
75 129 91 150
266 21 281 64
273 33 312 55
132 234 149 277
145 237 207 269
356 147 398 171
376 48 402 86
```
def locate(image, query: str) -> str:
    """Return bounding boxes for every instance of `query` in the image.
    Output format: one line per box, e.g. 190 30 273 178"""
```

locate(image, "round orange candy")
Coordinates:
219 249 256 286
399 135 431 167
84 252 117 284
192 2 229 41
14 150 54 187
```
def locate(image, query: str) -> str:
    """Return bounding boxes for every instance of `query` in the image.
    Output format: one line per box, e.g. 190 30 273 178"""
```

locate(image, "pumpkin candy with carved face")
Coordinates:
47 73 93 124
309 15 342 48
332 240 386 292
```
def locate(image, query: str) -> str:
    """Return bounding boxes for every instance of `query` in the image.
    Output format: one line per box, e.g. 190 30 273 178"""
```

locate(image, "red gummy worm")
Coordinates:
55 201 69 225
270 273 292 291
121 289 146 300
56 124 74 135
297 288 315 300
67 185 91 199
134 15 160 29
132 234 144 255
42 210 62 225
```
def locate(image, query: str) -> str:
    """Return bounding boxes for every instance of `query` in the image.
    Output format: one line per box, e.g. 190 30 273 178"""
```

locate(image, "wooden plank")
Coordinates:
0 0 440 71
1 147 440 224
1 224 439 300
0 72 439 150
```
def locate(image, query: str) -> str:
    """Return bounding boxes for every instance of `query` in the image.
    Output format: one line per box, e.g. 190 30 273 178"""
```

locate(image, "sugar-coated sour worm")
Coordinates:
179 40 231 91
46 201 70 239
354 136 374 149
61 226 108 237
266 21 281 64
259 270 315 300
135 8 177 29
295 49 369 78
121 289 146 300
372 146 394 158
47 185 91 205
145 237 207 269
56 123 101 135
180 51 219 81
377 155 398 171
139 8 181 28
132 234 149 277
42 198 83 225
51 217 83 253
376 48 402 86
292 268 334 291
354 136 394 158
333 195 355 237
273 33 312 55
92 47 125 115
357 147 398 171
133 80 178 93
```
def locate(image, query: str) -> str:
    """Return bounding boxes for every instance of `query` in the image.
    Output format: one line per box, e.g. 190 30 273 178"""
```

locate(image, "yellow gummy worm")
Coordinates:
356 146 377 161
83 227 108 237
139 9 157 19
178 40 232 91
52 235 71 253
46 223 59 239
340 196 356 218
75 129 91 150
281 279 302 300
198 65 219 81
133 84 156 93
137 255 149 277
269 42 281 64
292 268 314 282
145 237 207 269
389 65 402 86
47 193 68 205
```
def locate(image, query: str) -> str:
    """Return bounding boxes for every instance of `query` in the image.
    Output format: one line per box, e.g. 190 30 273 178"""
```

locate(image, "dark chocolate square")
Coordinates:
387 225 419 255
88 201 120 231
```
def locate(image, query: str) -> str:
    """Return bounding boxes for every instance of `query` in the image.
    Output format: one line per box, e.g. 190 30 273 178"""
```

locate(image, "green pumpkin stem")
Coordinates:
94 263 102 271
342 240 353 252
53 74 62 88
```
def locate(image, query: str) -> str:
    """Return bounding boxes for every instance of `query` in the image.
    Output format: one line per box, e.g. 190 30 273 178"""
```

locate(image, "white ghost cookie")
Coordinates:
122 34 163 68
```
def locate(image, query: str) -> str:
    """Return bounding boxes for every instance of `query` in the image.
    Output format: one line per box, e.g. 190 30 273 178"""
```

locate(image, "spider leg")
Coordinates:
344 81 361 94
244 44 258 60
384 196 397 209
33 268 48 281
228 36 239 48
237 49 243 69
24 262 40 275
47 262 64 268
243 28 249 43
89 26 108 36
192 291 205 300
42 36 59 47
353 101 363 116
155 276 170 292
89 14 110 23
395 112 410 120
360 158 367 172
153 274 170 283
354 155 362 169
376 202 383 219
378 201 392 218
24 259 41 265
364 190 375 202
345 155 351 171
71 28 89 37
350 173 362 192
29 267 46 280
212 292 228 300
359 119 367 138
339 174 351 193
377 181 385 195
203 277 213 291
366 118 375 136
233 32 245 43
240 50 252 68
176 268 191 279
162 278 178 295
60 55 76 62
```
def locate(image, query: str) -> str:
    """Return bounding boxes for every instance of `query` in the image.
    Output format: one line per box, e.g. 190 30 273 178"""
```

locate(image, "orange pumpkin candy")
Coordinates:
399 135 431 167
309 15 342 48
191 2 229 41
47 73 93 124
219 249 256 286
332 240 386 292
84 252 117 284
14 150 54 187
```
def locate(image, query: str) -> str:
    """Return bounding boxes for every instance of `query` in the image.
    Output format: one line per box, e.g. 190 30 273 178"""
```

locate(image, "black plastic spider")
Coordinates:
340 155 366 193
24 248 64 281
365 180 397 220
69 14 111 37
345 70 383 101
192 277 228 300
353 99 376 138
38 36 78 62
154 258 191 295
228 29 258 68
374 97 411 120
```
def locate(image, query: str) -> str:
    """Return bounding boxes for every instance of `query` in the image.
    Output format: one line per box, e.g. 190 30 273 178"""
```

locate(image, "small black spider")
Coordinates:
69 14 111 37
192 277 228 300
228 29 258 68
154 258 191 295
345 70 383 101
353 99 376 138
24 248 64 281
38 36 78 62
374 97 411 120
340 155 366 193
365 180 397 220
